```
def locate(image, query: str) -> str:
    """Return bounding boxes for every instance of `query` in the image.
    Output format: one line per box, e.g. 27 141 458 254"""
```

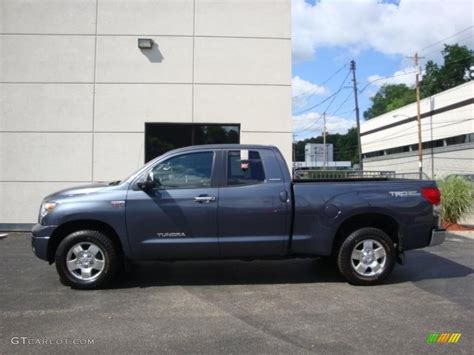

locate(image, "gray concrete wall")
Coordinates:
0 0 292 224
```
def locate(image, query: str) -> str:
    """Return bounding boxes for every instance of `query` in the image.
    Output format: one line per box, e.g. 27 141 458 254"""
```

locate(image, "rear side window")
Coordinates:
227 150 265 186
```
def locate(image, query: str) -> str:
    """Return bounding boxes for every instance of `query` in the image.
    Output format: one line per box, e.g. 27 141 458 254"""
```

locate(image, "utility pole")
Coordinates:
322 113 327 169
407 53 424 179
415 53 424 179
350 60 363 171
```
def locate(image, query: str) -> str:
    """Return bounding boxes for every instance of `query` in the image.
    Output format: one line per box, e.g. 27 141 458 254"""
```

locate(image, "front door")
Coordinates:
126 151 219 259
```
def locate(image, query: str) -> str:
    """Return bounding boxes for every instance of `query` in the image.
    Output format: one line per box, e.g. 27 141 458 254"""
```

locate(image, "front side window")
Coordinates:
151 152 214 189
227 151 266 186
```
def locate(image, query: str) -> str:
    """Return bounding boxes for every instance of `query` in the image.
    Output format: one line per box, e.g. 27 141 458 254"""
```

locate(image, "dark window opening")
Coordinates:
445 135 468 146
363 133 470 159
145 123 240 162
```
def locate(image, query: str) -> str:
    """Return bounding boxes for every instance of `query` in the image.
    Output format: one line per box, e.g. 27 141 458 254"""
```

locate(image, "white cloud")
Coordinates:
292 75 327 97
366 66 417 91
292 75 327 109
292 0 474 62
293 111 355 139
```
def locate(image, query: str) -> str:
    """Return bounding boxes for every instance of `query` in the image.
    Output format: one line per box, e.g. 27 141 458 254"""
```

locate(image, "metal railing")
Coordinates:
294 170 430 181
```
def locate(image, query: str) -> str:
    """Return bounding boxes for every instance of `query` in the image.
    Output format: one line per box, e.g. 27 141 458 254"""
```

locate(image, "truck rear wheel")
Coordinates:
55 230 121 290
337 227 395 285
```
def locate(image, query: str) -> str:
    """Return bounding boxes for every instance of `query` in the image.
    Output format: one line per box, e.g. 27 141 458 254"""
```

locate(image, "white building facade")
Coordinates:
0 0 292 227
361 81 473 178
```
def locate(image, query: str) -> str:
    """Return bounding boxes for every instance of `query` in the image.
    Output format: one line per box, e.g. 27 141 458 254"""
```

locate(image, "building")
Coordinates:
0 0 292 228
293 143 351 170
305 143 334 165
361 81 473 178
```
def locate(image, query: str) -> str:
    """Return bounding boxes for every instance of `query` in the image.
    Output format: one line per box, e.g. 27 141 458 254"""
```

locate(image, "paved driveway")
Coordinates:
0 233 473 354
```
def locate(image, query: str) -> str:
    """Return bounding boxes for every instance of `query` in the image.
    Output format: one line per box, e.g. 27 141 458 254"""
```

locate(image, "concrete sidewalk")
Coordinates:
450 231 474 240
460 208 474 226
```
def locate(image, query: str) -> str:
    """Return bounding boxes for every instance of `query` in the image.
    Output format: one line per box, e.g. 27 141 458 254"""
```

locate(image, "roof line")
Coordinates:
361 98 474 137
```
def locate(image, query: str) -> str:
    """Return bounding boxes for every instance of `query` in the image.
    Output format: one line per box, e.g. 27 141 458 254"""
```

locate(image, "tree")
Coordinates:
294 128 358 164
421 44 474 98
363 43 473 120
363 84 415 119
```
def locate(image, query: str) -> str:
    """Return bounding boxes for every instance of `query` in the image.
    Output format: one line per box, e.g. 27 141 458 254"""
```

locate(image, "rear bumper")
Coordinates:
429 228 446 247
31 224 57 261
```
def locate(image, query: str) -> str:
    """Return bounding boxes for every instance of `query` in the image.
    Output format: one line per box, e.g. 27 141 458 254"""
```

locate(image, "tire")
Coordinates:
337 227 395 286
55 230 121 290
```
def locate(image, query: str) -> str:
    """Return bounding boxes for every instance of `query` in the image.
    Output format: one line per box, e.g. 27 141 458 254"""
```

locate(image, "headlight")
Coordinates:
39 202 57 223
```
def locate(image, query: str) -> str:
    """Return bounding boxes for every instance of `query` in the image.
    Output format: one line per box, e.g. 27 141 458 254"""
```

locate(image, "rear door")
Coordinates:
217 149 290 257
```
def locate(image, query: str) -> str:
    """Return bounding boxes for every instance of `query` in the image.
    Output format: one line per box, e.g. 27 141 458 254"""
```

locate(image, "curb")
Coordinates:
448 231 474 240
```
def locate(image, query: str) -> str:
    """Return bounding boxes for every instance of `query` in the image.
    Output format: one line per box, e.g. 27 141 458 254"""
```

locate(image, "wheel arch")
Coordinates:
332 213 399 255
47 220 123 263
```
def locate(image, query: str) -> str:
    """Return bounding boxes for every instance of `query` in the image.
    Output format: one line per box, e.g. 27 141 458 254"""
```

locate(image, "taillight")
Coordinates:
421 187 441 205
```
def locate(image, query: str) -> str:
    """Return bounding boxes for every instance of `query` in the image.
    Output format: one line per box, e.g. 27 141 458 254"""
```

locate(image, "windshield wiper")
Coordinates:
108 180 121 186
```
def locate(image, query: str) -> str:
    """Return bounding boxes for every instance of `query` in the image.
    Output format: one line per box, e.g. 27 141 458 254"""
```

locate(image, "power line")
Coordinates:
294 90 350 135
329 91 353 117
359 70 417 94
421 32 474 57
292 63 348 100
294 114 356 137
293 91 341 116
294 70 352 116
362 117 474 146
420 26 474 52
293 115 324 135
336 108 356 117
360 53 474 96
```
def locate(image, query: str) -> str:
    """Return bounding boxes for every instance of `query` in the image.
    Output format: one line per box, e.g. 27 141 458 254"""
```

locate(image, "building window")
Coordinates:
363 133 471 159
145 123 240 162
445 134 468 146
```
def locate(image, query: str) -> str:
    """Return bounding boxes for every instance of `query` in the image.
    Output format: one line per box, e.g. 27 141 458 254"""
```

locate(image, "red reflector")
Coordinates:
421 187 441 205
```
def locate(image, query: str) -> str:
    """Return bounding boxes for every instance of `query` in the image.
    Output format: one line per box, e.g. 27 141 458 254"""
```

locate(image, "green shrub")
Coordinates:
438 176 474 224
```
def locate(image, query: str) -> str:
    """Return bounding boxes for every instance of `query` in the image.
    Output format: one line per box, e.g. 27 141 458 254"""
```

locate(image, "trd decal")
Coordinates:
389 191 421 197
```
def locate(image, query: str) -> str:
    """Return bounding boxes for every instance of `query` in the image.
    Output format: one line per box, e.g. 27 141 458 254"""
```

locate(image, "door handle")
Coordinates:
194 195 216 203
279 191 289 203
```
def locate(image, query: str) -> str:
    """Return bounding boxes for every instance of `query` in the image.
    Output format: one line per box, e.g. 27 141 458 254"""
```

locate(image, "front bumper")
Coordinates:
429 228 446 247
31 224 57 261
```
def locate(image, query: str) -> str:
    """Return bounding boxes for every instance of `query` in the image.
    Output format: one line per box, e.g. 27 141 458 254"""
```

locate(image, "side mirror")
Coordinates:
137 171 158 190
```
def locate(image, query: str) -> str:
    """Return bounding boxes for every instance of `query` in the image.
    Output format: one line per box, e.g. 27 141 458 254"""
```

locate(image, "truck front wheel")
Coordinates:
55 230 121 290
337 227 395 285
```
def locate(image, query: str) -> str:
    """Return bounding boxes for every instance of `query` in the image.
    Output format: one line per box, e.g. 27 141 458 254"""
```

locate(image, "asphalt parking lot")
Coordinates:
0 233 472 354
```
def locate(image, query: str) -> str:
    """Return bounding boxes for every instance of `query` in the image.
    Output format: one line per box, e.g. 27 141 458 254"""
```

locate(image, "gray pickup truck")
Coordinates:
32 144 445 289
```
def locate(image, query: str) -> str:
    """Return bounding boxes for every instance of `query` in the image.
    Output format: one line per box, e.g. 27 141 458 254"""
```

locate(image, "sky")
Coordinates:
292 0 474 140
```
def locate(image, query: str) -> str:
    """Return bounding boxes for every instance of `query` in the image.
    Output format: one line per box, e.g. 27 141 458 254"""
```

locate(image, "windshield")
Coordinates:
119 155 163 184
